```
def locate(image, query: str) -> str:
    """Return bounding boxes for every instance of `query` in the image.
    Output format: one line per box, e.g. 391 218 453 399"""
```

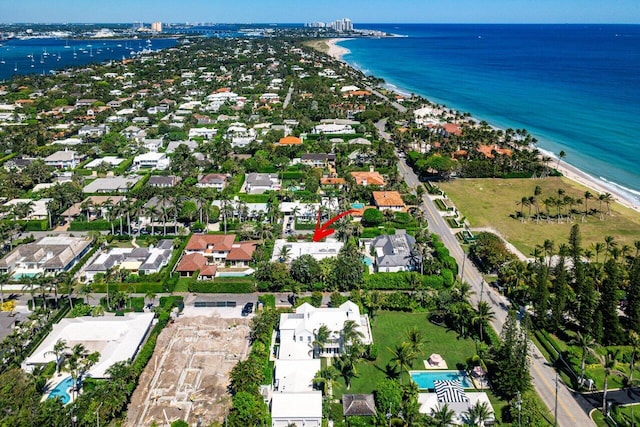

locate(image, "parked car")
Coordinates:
241 302 254 316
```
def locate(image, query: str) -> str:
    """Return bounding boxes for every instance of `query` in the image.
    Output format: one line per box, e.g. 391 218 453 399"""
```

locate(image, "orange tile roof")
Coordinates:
200 264 218 277
372 191 405 208
227 242 257 261
176 253 206 272
346 90 372 97
443 123 462 136
185 234 236 252
278 136 302 145
320 177 346 185
477 144 512 159
350 171 386 187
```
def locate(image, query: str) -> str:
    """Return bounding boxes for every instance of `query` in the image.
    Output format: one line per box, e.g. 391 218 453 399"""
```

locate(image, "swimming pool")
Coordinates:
410 370 472 389
351 202 365 209
362 257 373 266
47 376 73 404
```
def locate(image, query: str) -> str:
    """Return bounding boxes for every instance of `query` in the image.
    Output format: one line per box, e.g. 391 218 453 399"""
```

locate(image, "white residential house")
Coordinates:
78 124 109 138
244 173 281 194
188 127 217 140
278 301 372 360
133 152 169 171
196 174 227 190
142 138 163 152
271 392 323 427
313 123 355 134
44 150 81 169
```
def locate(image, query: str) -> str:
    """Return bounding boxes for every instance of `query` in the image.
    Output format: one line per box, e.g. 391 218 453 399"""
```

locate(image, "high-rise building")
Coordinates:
151 21 163 32
328 18 353 32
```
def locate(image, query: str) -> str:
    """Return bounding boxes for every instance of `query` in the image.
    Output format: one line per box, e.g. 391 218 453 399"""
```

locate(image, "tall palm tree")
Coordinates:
600 349 621 415
405 326 425 355
278 245 291 263
312 325 330 358
472 301 495 342
628 331 640 385
45 338 68 373
430 403 456 427
464 400 494 427
389 342 416 383
334 352 357 389
341 320 365 350
312 365 339 398
570 332 596 384
584 191 593 218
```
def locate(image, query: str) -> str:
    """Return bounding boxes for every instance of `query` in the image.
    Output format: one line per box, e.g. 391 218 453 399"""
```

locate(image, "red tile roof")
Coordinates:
350 171 386 186
372 191 405 208
185 234 236 252
278 136 302 145
227 242 257 261
176 253 206 272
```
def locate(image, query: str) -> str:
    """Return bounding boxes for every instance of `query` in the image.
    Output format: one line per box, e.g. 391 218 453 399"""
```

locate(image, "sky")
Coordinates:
1 0 639 24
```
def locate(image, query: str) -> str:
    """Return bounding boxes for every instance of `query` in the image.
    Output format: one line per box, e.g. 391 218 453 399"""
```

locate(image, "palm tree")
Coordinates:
556 150 566 170
584 191 593 218
312 325 330 358
389 342 416 383
79 282 93 305
145 290 156 307
341 320 365 353
45 338 68 373
405 326 425 355
472 301 495 342
278 245 291 263
600 349 621 416
313 365 339 398
570 331 595 384
334 352 357 389
628 331 640 385
464 400 494 427
430 403 456 427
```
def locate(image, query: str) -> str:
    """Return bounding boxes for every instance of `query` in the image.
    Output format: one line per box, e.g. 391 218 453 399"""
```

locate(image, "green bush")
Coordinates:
69 304 93 317
187 280 255 293
281 171 304 179
113 157 133 175
258 294 276 309
24 220 49 231
69 220 117 231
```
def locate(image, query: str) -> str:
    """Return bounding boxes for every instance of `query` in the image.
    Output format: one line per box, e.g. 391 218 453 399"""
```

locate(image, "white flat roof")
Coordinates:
23 312 154 378
271 392 323 419
271 239 343 262
274 359 320 392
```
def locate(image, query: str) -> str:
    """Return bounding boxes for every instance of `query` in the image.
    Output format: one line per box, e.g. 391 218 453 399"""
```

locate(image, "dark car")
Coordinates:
241 302 254 316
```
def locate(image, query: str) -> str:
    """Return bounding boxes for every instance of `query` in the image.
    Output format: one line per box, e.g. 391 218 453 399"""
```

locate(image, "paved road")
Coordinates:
282 84 294 109
374 119 595 427
367 86 407 113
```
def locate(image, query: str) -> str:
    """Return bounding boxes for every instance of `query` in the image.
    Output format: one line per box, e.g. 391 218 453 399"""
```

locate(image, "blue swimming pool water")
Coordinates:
12 272 38 280
410 370 472 389
351 203 365 209
47 376 73 404
362 257 373 266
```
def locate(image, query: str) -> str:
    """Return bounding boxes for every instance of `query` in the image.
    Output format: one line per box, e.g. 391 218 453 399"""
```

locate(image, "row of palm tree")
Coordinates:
45 339 100 399
516 189 613 224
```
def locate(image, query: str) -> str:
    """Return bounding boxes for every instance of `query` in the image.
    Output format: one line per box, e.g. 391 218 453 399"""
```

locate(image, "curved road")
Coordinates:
375 119 595 427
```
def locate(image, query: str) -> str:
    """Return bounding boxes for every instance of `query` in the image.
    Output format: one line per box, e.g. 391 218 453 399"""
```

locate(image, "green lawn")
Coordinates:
593 405 640 426
333 311 477 397
438 177 640 256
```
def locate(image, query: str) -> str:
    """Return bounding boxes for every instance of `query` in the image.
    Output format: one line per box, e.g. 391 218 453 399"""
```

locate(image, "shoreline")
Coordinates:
325 38 352 62
326 38 640 214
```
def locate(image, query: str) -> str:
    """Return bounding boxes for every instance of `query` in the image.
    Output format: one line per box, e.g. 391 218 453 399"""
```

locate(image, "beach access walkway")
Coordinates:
374 118 596 427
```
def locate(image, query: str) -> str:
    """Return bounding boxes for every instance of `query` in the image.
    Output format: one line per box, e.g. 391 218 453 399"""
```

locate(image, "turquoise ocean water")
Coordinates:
340 24 640 205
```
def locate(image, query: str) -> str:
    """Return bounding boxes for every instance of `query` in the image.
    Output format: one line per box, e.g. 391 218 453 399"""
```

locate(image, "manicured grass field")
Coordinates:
333 311 477 397
438 177 640 256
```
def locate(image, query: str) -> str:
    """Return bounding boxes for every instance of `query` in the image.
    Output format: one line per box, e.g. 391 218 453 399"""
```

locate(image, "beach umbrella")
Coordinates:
434 380 468 403
429 353 443 364
472 365 486 377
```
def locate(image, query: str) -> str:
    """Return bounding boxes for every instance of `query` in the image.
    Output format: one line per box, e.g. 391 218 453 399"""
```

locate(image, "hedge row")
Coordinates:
69 219 118 231
364 272 448 290
113 157 133 175
187 280 255 293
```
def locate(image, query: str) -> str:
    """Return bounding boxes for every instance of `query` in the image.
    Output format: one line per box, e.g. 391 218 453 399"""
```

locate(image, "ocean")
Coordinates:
340 24 640 205
0 37 178 81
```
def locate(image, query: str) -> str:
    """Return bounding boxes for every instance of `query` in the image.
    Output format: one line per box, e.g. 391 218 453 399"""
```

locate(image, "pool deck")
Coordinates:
423 359 448 369
44 373 76 405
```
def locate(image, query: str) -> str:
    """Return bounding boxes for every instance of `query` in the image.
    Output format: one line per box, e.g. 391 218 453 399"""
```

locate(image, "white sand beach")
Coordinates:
326 38 352 61
552 157 640 213
317 37 640 215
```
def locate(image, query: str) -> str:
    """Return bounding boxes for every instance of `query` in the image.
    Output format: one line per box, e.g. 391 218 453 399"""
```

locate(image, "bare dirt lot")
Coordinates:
126 311 252 426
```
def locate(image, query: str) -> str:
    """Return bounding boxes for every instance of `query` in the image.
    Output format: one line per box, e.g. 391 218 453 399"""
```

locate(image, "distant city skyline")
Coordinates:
1 0 639 24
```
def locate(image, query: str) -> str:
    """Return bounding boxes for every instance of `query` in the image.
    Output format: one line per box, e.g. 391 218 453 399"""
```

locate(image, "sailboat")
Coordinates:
64 40 70 48
14 63 17 72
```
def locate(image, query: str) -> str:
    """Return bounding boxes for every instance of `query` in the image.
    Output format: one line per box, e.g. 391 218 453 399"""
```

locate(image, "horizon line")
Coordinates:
2 21 640 25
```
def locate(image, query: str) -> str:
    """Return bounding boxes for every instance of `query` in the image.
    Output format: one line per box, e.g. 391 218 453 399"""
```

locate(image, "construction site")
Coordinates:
126 307 253 426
